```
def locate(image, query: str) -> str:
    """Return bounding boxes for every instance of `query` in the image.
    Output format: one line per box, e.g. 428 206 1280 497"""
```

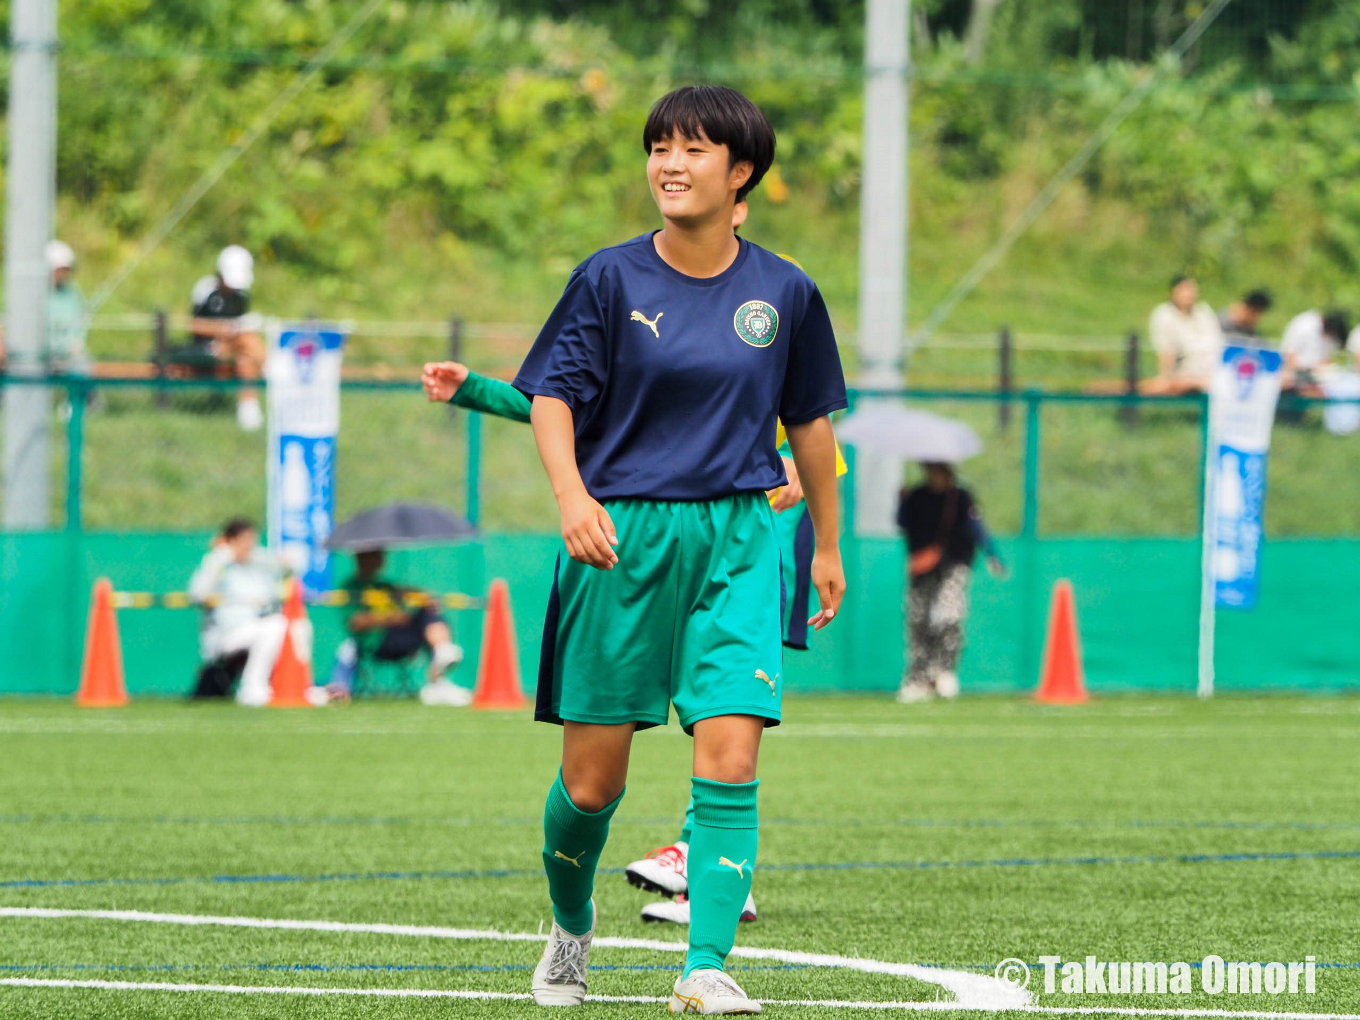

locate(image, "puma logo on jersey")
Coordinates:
554 849 584 868
754 669 778 695
630 310 663 337
718 856 748 879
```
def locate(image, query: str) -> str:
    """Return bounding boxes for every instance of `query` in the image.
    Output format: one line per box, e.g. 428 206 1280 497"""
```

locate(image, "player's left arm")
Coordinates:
786 416 844 630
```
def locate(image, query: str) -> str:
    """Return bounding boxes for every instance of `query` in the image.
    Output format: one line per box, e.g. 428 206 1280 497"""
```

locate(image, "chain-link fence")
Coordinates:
3 377 1360 537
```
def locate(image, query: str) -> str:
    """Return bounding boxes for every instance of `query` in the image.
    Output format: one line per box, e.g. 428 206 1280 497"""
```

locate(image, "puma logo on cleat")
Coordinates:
754 669 778 695
718 856 748 879
630 310 664 337
554 850 584 868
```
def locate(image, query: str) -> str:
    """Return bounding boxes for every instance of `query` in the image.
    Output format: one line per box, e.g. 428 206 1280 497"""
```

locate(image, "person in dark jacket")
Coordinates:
896 463 1003 703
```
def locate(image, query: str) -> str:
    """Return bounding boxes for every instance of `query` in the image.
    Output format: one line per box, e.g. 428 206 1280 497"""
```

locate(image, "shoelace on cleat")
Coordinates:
645 845 686 872
545 935 587 986
691 970 745 1000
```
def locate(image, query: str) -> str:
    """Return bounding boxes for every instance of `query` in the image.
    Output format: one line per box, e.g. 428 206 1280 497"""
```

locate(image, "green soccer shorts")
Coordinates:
534 492 785 733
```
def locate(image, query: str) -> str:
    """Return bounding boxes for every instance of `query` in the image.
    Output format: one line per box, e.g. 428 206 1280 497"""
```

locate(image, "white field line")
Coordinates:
4 978 1360 1019
0 906 1026 1009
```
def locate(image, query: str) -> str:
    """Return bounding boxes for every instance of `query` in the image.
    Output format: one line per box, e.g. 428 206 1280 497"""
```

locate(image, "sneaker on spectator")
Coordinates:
419 677 473 707
896 681 934 704
237 397 263 432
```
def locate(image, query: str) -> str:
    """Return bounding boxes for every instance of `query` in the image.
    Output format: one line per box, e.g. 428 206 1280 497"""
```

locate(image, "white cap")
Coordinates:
217 245 254 290
46 240 75 271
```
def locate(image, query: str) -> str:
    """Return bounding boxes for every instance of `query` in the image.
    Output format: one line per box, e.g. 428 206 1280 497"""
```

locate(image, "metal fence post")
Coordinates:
1121 331 1140 427
466 409 482 527
998 326 1013 431
448 316 463 362
154 309 169 407
65 377 85 533
1020 389 1043 689
1021 390 1041 539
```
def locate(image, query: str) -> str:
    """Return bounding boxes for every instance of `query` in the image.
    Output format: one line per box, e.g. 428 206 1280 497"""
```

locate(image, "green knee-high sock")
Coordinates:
542 770 624 936
684 777 758 977
679 796 695 845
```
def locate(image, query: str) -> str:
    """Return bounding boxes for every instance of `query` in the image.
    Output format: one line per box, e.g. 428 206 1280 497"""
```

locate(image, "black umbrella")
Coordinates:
325 502 478 552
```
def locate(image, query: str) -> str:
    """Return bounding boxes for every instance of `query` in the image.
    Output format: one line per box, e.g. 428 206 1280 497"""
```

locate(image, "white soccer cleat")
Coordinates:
641 893 757 925
625 841 688 897
419 677 473 707
935 671 959 699
531 905 594 1006
669 969 761 1014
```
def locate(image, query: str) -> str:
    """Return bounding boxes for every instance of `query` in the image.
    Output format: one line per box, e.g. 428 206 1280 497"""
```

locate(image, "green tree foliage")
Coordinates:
3 0 1359 339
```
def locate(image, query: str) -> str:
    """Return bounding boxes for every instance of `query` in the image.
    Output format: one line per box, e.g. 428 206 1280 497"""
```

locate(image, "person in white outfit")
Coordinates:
189 517 309 706
1279 309 1351 397
1147 275 1223 394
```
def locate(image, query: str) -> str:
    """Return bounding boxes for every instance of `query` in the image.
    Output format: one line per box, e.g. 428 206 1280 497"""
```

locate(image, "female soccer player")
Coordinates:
465 85 845 1013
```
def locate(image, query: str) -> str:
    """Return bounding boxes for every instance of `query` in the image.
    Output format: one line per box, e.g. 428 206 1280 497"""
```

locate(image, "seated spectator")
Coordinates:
1146 275 1222 394
322 548 470 706
1219 288 1273 341
189 245 265 431
188 517 305 707
1280 309 1350 397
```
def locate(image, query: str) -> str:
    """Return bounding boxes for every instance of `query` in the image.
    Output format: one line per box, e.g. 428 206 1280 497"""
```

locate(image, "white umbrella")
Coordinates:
835 404 984 462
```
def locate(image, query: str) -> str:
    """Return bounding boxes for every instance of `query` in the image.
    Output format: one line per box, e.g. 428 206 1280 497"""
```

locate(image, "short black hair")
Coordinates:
642 86 776 204
1243 289 1273 311
1169 274 1192 290
222 517 255 540
1322 311 1350 344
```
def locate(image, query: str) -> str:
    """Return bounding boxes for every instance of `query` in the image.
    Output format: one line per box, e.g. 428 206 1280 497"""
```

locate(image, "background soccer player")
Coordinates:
486 85 846 1013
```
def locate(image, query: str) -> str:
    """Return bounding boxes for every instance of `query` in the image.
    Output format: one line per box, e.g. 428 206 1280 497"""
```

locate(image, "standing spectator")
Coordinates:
188 517 304 707
1147 275 1222 394
45 241 91 375
321 548 470 706
896 464 1004 704
189 245 266 431
1280 309 1350 397
1219 289 1273 341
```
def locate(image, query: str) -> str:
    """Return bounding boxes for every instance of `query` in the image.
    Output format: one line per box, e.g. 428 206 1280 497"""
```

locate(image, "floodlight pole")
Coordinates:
3 0 58 528
855 0 910 535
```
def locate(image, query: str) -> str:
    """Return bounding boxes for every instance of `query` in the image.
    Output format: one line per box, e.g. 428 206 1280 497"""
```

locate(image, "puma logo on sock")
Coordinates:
554 849 584 868
718 856 748 879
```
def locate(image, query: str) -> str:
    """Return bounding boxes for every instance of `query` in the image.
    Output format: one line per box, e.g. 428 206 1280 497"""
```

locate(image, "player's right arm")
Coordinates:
422 362 533 423
530 396 618 571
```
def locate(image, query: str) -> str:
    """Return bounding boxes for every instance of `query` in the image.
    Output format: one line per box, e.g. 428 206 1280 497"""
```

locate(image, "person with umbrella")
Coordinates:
834 406 1005 703
896 463 1004 703
319 504 477 706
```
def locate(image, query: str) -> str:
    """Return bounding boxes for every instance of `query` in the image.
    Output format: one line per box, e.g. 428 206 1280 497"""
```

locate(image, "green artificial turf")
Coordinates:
0 695 1357 1018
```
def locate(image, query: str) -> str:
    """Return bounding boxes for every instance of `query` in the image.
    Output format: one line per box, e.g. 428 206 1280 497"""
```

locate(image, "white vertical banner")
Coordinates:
266 322 346 595
1197 344 1282 697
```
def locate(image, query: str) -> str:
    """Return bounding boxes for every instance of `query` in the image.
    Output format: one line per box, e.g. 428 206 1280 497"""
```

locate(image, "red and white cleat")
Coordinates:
625 841 689 897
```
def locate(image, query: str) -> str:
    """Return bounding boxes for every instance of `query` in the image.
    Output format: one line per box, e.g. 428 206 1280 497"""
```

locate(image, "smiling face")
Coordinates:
647 128 753 228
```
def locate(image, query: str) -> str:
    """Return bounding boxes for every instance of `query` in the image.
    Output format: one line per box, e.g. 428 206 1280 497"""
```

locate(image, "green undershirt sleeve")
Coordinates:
449 371 532 423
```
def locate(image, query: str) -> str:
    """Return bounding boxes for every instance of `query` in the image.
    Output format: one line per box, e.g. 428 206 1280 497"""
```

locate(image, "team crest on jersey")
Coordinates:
734 300 778 347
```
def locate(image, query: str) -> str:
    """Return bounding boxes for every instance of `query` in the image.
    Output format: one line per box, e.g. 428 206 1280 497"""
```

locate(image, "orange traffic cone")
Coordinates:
269 578 314 708
473 579 528 709
1035 579 1088 704
76 578 130 707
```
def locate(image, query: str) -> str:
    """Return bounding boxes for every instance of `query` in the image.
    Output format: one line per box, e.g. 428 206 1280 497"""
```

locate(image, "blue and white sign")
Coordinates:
266 324 346 594
1209 345 1282 609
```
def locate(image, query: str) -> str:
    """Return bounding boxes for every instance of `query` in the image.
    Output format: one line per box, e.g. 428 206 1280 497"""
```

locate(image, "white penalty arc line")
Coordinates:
0 906 1023 1008
4 979 1360 1020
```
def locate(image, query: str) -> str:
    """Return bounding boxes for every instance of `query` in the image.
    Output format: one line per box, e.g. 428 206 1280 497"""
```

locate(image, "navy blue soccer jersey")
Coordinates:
513 233 847 501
